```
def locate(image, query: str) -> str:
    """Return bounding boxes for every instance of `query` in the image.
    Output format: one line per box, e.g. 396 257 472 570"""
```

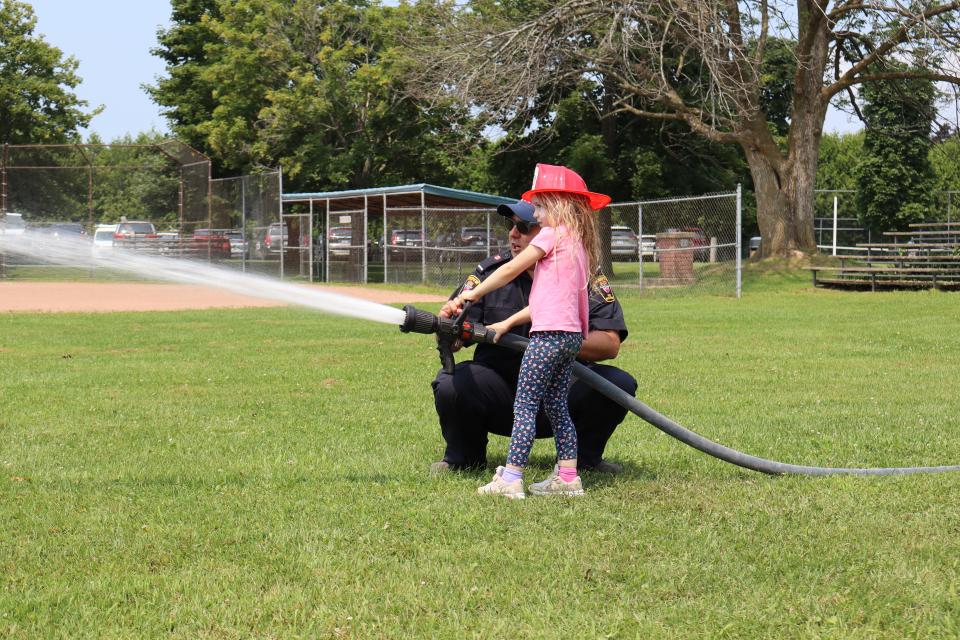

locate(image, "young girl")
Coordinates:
453 164 610 498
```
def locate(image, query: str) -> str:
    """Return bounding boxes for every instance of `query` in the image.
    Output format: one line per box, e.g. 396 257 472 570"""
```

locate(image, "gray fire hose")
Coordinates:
400 305 960 476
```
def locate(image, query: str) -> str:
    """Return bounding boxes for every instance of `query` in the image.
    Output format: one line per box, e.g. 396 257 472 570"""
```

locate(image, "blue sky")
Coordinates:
26 0 862 143
28 0 172 141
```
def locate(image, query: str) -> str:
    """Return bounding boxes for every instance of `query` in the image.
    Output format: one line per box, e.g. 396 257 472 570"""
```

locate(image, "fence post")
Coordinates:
736 183 742 299
325 199 330 283
241 179 247 273
638 203 644 291
363 194 369 284
1 143 7 215
420 190 427 283
278 167 285 281
832 195 838 256
382 194 388 283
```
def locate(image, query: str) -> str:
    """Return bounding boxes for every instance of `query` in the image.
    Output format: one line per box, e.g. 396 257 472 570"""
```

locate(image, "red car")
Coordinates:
681 227 710 260
191 229 232 260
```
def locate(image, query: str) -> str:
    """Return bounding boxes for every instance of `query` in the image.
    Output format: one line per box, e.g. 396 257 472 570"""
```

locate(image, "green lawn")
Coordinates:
3 267 960 638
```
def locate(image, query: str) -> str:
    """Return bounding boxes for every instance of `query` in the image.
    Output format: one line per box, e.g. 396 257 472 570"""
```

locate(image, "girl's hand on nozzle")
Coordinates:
449 291 475 315
486 320 510 343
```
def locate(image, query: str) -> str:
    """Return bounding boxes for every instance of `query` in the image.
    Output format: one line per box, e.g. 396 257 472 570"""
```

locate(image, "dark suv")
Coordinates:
256 222 288 258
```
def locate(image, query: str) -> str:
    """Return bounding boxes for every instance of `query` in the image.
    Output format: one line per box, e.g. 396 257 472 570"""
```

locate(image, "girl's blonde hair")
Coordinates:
535 191 601 277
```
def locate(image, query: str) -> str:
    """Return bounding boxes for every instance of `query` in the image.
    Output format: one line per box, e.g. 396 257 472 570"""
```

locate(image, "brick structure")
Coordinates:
656 232 697 283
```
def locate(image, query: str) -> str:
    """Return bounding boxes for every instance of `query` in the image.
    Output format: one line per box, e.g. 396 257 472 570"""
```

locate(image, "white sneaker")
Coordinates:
528 465 584 496
477 466 526 499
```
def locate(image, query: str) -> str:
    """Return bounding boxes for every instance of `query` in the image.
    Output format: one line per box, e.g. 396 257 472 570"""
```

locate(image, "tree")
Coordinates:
930 132 960 195
149 0 479 190
413 0 960 257
816 131 862 221
88 132 182 229
855 74 937 231
0 0 98 143
147 0 223 161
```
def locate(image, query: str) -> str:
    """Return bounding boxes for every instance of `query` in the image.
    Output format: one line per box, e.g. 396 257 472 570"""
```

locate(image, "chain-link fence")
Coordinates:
210 171 283 277
383 206 511 288
374 189 742 296
814 188 960 255
0 142 280 279
604 188 742 296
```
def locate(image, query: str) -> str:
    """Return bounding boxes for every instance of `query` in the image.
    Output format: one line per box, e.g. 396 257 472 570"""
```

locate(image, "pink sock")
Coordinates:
558 466 578 483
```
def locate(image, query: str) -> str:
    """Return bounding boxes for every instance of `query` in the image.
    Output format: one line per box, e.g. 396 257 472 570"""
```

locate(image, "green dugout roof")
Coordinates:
282 183 516 211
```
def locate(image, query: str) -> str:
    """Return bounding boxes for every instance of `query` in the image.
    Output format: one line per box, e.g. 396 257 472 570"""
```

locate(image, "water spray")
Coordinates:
399 304 960 477
0 234 406 325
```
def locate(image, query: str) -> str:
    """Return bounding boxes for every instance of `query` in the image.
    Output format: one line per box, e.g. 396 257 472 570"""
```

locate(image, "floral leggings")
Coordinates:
507 330 584 468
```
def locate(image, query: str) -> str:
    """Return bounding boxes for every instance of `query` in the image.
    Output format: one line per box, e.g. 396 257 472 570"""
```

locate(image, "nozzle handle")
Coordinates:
453 300 472 330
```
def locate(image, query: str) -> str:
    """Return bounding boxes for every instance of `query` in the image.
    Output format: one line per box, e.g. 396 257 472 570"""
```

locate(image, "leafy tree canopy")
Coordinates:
0 0 99 143
149 0 480 191
855 73 937 232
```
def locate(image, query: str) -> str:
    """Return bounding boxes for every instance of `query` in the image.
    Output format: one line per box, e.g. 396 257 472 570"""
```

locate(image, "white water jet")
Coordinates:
0 234 407 325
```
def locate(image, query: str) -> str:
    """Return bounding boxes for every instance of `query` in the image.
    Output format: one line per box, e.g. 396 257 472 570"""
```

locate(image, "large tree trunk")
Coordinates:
747 2 829 259
745 135 819 258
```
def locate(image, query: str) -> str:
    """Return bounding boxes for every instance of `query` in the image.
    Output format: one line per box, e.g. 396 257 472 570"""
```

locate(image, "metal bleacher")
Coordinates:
811 222 960 291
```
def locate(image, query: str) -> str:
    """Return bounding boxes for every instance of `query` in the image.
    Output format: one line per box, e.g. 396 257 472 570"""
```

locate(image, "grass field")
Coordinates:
3 267 960 638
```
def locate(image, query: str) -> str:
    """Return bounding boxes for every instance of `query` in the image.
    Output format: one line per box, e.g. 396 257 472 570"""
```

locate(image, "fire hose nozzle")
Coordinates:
399 304 441 335
399 304 497 374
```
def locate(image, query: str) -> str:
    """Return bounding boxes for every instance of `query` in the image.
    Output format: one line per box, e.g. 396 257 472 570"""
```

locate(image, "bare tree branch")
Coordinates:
824 1 960 101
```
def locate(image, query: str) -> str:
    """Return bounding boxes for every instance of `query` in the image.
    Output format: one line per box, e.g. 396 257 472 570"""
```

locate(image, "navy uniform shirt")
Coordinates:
451 252 629 381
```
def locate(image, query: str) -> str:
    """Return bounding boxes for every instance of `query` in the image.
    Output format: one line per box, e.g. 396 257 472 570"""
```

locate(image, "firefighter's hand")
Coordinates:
437 301 462 352
438 300 459 319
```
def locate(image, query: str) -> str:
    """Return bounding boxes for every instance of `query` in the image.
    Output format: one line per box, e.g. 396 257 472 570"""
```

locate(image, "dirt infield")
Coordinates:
0 282 446 313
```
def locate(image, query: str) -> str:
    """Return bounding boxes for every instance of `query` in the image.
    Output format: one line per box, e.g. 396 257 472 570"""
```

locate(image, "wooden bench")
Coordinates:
811 266 960 291
856 242 960 250
882 230 960 237
839 255 960 270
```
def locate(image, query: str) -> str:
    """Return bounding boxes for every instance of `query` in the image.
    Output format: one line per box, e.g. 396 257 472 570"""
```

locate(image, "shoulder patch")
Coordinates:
462 275 481 292
592 274 616 303
477 253 510 274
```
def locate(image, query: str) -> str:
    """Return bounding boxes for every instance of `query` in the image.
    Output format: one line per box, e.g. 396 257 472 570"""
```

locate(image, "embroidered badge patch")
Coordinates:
593 274 615 303
462 275 481 291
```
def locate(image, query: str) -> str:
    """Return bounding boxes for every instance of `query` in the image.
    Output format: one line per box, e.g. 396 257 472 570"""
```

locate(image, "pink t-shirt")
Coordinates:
529 225 590 335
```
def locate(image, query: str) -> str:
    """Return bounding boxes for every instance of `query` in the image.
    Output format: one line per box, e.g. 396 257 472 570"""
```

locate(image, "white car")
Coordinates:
92 224 118 255
640 234 657 261
0 212 26 235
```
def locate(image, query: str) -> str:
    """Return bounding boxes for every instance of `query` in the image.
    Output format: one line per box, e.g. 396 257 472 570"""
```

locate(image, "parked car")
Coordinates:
459 226 491 248
31 222 86 239
681 226 710 260
109 219 163 253
390 229 423 247
388 229 423 258
114 220 157 239
257 222 288 258
0 212 26 236
191 228 232 260
610 225 639 261
92 224 118 255
327 226 353 258
640 234 657 261
225 229 249 258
